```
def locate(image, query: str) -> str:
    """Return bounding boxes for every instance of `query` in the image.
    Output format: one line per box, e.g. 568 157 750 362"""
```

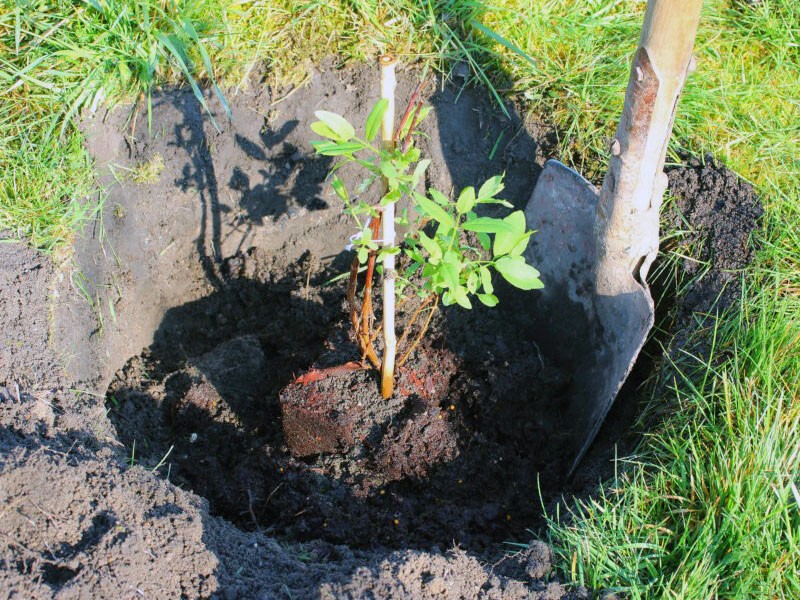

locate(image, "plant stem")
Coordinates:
360 215 382 369
379 54 397 399
394 79 427 145
347 217 381 370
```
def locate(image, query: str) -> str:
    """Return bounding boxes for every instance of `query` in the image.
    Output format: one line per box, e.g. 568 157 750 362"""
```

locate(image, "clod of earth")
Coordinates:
280 341 457 461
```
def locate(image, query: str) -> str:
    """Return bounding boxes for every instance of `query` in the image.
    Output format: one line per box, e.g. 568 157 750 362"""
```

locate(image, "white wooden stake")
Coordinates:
379 55 397 399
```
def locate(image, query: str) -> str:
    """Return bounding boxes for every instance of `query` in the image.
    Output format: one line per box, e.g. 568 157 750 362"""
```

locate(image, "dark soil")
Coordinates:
0 58 762 599
665 154 763 316
106 240 573 551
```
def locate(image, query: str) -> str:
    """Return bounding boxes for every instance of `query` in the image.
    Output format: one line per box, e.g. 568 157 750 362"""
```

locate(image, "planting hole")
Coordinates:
96 67 760 554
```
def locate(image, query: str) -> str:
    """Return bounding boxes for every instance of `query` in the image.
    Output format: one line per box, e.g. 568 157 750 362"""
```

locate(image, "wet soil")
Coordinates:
0 59 762 599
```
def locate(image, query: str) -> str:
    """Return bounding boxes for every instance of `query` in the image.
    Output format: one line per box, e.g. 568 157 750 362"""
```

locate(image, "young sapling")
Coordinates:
311 56 543 398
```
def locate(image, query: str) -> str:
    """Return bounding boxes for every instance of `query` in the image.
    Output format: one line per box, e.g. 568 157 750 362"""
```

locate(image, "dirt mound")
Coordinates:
666 154 763 315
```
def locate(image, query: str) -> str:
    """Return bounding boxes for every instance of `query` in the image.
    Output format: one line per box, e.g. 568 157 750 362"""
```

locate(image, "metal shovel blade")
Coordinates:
524 160 655 476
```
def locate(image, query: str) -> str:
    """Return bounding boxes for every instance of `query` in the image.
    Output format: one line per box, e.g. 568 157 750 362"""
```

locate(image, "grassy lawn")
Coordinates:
1 0 798 597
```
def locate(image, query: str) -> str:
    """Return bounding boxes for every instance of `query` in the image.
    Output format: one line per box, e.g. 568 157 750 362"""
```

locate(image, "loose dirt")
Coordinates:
0 60 761 599
665 153 763 316
105 243 573 552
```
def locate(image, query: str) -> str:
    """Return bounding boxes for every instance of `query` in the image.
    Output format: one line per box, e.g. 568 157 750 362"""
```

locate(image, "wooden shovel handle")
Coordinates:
595 0 702 294
640 0 703 83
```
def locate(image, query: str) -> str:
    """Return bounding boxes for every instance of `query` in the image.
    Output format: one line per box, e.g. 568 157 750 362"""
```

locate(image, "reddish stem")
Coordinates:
393 80 428 145
293 361 366 385
346 215 382 370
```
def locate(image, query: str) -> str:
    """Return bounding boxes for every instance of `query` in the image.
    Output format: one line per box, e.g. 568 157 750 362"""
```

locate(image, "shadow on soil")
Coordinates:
163 91 332 287
103 70 585 555
107 261 579 552
98 57 762 599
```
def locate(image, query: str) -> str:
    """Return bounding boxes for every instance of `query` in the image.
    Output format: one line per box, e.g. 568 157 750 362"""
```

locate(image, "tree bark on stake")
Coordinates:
379 55 397 399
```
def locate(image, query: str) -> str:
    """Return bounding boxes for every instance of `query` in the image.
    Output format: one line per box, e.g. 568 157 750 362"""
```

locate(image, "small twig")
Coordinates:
246 489 259 526
367 294 413 345
27 500 59 524
396 294 436 355
271 75 311 106
265 482 285 505
358 215 382 369
347 219 381 369
398 296 439 367
347 254 360 332
401 105 425 153
304 260 312 301
127 94 142 143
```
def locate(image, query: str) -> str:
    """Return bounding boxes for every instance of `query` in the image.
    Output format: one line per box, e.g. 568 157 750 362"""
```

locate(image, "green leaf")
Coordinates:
380 160 399 181
495 256 544 290
479 266 494 294
311 120 340 140
454 287 473 309
508 234 530 257
311 141 364 156
365 99 389 141
380 188 401 206
331 176 348 201
467 271 479 294
477 232 491 250
378 247 401 260
396 208 409 226
404 262 422 278
412 159 431 188
506 210 527 234
480 197 515 208
429 188 449 206
462 217 517 234
417 231 442 263
456 187 476 214
477 175 505 201
403 146 421 163
415 193 455 229
441 290 455 306
440 258 460 290
436 223 455 241
478 293 499 307
313 110 355 141
493 214 525 255
357 247 369 264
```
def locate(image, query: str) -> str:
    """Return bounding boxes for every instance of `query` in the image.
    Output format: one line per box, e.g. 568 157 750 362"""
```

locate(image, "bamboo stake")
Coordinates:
379 55 397 399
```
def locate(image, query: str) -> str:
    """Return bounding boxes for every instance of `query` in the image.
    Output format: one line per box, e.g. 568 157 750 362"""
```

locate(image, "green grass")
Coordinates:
1 0 799 596
548 282 800 598
0 127 94 252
